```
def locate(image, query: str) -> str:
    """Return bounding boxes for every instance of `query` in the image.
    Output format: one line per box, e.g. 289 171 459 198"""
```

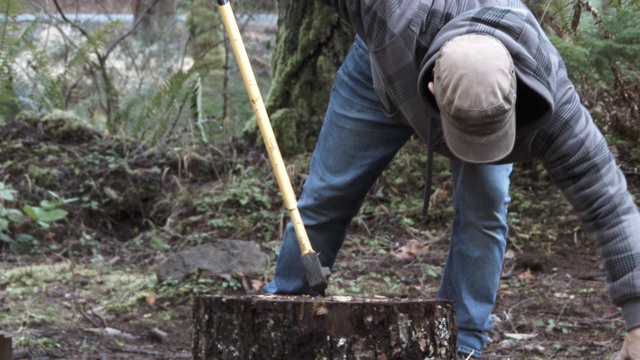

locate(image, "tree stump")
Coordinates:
192 295 457 359
0 332 11 360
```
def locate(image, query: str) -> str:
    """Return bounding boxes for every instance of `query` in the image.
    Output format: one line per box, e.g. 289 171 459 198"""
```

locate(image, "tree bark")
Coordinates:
245 1 355 156
0 333 11 360
133 0 175 42
192 295 457 360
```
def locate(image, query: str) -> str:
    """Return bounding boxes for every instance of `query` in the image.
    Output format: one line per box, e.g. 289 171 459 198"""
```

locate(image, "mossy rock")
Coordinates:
27 165 63 189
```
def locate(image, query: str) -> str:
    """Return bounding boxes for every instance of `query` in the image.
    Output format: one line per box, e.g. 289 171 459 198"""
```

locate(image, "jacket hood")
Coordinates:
418 7 557 134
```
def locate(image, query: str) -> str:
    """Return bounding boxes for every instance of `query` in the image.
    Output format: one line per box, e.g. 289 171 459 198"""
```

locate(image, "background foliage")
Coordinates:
1 0 639 152
0 0 276 149
526 0 640 139
0 0 638 255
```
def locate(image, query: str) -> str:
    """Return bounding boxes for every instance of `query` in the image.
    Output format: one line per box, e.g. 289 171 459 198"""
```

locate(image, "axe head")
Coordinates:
300 252 331 294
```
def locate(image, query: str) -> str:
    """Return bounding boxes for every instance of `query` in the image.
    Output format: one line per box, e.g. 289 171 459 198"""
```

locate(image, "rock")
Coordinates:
155 240 268 282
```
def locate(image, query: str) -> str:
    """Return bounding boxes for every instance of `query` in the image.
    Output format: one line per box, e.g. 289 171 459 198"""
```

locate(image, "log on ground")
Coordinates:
192 294 457 359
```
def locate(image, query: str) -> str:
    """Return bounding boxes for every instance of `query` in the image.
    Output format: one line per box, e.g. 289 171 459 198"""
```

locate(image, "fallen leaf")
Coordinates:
518 268 533 279
524 344 546 354
433 189 449 203
145 294 156 307
84 327 138 340
391 240 430 260
504 332 538 340
497 339 515 349
251 279 266 291
103 186 119 200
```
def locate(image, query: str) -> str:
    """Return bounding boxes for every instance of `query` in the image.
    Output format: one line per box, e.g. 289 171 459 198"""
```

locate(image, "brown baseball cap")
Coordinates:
433 34 517 164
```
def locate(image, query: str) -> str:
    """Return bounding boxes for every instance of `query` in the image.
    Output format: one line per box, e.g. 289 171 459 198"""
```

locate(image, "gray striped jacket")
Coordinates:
318 0 640 330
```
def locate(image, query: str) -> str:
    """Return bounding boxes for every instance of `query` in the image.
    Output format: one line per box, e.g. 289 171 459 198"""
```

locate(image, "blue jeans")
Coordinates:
263 36 512 357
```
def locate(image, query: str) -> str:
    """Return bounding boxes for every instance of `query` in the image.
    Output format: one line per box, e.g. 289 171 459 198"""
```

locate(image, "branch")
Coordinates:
52 0 163 61
52 0 91 40
103 0 162 59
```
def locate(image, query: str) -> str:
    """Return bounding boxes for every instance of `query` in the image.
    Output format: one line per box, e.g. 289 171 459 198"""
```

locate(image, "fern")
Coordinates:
128 59 215 145
0 2 17 45
526 0 580 38
548 0 640 138
24 40 66 110
0 0 21 53
1 5 121 118
1 2 235 147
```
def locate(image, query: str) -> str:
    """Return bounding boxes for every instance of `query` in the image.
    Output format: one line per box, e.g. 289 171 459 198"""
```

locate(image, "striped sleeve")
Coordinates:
534 76 640 330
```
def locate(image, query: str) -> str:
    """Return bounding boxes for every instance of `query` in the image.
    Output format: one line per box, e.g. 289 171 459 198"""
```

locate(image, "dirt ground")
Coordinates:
1 86 639 360
1 131 638 359
0 196 633 360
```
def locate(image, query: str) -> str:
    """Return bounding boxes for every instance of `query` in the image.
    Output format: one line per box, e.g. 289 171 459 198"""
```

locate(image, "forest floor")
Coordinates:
1 112 639 360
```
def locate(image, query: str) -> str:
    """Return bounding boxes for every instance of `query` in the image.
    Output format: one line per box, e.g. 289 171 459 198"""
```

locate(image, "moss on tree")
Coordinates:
244 1 354 156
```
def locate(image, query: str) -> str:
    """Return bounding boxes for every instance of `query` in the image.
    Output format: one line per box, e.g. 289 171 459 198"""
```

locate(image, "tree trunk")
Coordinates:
192 295 457 360
133 0 176 42
245 1 355 156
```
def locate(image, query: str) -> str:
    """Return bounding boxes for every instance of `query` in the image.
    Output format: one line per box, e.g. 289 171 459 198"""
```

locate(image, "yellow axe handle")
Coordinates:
217 1 314 257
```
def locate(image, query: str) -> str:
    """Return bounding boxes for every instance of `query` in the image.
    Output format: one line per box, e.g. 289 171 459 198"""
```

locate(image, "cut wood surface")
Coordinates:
192 294 457 360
